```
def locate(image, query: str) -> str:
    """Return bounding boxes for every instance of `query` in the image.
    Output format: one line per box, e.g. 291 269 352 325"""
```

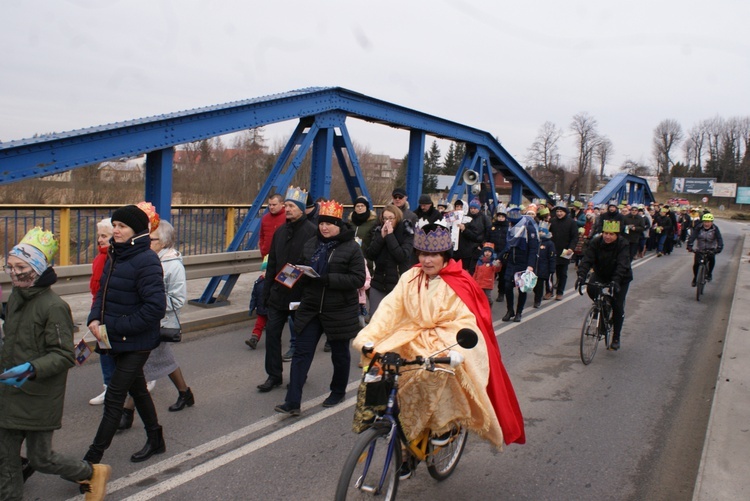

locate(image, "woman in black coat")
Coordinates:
85 204 167 465
275 200 366 415
365 204 414 316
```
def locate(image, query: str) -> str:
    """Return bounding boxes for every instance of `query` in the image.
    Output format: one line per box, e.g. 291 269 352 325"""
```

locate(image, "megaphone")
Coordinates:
471 184 481 195
462 170 479 185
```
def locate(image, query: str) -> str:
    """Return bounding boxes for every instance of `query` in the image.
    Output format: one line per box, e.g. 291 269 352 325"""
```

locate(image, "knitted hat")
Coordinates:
469 198 481 209
111 205 150 234
306 193 316 209
482 242 495 252
354 196 370 211
418 194 432 205
539 227 551 239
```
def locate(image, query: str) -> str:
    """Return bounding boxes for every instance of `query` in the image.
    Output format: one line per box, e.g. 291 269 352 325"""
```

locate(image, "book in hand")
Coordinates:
560 248 574 260
97 324 112 350
275 263 319 288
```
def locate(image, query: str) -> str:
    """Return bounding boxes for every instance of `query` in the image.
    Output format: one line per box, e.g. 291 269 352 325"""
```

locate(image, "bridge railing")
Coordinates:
0 204 252 266
0 249 261 303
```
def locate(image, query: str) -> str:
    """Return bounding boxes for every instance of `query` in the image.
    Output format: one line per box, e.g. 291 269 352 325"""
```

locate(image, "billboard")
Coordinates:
736 187 750 204
712 183 737 197
642 176 659 193
672 178 715 195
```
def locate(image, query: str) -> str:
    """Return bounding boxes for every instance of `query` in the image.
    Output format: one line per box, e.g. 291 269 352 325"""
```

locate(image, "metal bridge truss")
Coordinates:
590 173 656 208
0 87 547 306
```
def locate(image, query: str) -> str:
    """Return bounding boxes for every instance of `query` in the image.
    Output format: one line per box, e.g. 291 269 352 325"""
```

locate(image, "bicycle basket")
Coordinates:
352 377 393 434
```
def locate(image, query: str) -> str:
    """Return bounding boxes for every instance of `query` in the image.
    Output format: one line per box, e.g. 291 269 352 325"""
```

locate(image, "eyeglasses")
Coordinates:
383 216 396 221
392 195 404 200
3 265 32 275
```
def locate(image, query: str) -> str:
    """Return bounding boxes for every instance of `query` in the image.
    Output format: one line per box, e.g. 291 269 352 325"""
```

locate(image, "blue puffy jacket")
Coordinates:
88 232 166 353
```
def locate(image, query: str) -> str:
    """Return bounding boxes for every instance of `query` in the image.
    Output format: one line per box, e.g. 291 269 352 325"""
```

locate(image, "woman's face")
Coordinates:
418 252 446 277
150 231 164 253
97 228 113 248
112 221 135 243
382 211 396 224
319 221 341 238
354 203 367 214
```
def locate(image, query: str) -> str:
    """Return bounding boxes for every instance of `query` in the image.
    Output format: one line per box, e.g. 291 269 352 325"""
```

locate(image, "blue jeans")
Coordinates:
284 317 350 407
657 234 667 252
85 350 159 463
100 353 115 386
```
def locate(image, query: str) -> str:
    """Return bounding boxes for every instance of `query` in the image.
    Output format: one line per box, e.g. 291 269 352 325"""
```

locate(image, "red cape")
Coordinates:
437 259 526 445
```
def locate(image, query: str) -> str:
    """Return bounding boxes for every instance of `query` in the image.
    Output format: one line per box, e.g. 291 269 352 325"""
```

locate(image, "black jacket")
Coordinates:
88 232 166 353
549 210 579 265
414 205 441 224
489 219 510 254
294 224 366 340
457 211 490 261
577 234 633 286
263 215 317 311
366 219 414 294
622 213 645 243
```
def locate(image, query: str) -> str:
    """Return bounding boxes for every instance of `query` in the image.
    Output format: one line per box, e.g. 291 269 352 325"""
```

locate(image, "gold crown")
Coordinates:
602 220 621 233
284 186 308 206
136 201 160 231
319 200 343 219
20 227 59 262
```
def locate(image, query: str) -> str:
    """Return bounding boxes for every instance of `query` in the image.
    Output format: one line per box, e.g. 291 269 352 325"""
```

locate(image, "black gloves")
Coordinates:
612 282 621 294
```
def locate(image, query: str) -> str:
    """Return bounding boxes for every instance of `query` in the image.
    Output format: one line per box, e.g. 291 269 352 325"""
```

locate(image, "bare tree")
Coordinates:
569 112 600 196
526 121 562 170
684 123 706 175
652 119 684 183
619 160 651 177
593 136 613 181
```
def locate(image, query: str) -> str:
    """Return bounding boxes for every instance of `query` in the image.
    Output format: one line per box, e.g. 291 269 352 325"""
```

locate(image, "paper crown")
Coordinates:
136 201 160 232
318 200 344 219
414 225 452 253
602 220 621 233
482 242 495 250
20 227 59 262
284 186 308 207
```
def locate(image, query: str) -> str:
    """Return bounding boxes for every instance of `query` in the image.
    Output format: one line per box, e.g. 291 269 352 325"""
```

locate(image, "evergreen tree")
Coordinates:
423 140 441 193
443 142 459 175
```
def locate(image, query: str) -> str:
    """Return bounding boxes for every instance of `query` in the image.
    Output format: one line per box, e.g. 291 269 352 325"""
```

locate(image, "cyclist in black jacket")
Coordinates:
687 212 723 286
576 220 633 351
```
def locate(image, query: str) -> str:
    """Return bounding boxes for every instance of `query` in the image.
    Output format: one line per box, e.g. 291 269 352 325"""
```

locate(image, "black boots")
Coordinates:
169 388 195 412
131 426 166 463
502 311 514 322
119 408 134 430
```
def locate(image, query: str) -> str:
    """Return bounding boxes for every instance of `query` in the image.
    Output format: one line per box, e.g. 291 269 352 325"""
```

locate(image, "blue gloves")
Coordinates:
0 362 35 388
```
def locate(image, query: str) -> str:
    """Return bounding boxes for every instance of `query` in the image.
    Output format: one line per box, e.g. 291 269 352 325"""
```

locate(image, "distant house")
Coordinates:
362 154 399 184
99 156 145 182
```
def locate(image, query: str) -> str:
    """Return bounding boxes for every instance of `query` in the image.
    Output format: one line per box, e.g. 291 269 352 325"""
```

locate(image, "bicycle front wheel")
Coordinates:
580 306 600 365
427 427 468 480
335 424 401 501
696 264 705 301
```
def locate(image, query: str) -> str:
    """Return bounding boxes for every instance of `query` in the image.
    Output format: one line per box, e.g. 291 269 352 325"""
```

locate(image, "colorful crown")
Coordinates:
414 225 452 253
284 186 308 206
319 200 344 219
20 227 59 262
482 242 495 250
136 201 160 232
602 220 621 233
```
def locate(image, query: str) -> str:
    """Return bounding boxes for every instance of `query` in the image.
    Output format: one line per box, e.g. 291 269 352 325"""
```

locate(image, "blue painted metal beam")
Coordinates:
144 148 174 223
591 173 656 206
406 130 425 201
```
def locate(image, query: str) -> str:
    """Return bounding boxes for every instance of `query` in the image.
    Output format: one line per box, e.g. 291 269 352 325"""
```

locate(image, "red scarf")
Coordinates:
435 259 526 445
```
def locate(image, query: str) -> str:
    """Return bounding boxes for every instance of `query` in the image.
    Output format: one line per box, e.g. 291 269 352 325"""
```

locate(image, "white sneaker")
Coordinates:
89 385 107 405
146 380 156 392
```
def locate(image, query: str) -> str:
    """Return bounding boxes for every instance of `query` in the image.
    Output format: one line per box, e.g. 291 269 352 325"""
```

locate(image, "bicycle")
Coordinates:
577 280 615 365
335 329 478 501
693 250 715 301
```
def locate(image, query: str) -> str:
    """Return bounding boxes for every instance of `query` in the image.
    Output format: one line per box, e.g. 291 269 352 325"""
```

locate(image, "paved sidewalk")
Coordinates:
693 233 750 500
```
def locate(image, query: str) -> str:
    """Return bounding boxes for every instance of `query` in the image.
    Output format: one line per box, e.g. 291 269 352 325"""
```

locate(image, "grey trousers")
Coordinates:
0 428 92 501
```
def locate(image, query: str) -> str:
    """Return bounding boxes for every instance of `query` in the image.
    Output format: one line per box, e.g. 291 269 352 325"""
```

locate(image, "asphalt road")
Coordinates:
21 221 745 501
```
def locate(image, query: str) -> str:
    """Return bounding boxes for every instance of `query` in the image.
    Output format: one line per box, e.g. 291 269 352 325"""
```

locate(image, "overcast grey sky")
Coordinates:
2 0 748 174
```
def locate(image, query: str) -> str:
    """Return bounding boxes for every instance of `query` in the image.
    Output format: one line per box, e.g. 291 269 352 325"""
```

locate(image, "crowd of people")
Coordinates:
0 186 724 498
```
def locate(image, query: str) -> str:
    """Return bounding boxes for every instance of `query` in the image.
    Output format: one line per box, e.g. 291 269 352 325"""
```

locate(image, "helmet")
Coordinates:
702 213 714 222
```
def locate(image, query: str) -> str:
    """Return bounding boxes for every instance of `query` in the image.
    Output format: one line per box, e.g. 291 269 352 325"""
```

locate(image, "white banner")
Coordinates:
712 183 737 197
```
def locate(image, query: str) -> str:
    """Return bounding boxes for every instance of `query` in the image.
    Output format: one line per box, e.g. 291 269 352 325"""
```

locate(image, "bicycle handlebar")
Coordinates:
577 280 615 296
